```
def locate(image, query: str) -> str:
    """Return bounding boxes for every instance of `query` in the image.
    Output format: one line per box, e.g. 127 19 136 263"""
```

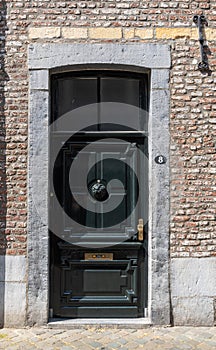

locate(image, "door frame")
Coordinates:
28 43 171 325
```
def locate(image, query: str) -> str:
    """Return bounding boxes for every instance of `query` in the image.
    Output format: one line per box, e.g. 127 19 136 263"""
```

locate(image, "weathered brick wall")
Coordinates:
0 1 7 256
1 0 216 256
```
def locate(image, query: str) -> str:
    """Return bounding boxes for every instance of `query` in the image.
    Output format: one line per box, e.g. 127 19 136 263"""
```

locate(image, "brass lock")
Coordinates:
137 218 144 241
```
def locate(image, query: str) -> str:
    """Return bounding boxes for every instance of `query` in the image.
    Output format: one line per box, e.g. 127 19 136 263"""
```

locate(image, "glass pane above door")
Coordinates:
51 71 149 132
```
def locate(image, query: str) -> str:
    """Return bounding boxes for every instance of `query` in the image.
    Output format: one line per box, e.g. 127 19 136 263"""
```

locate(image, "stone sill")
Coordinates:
48 318 152 329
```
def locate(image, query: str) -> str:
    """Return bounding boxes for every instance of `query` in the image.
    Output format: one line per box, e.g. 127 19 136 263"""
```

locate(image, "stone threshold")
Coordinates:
48 318 152 329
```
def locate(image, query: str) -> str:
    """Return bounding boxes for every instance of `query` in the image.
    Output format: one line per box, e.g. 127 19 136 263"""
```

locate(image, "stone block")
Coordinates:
171 258 216 297
0 257 5 283
29 70 49 90
89 28 122 39
29 27 61 39
29 90 49 225
4 282 26 327
28 43 171 69
123 29 134 39
172 297 214 326
62 27 88 39
135 28 154 39
156 28 197 40
0 256 27 326
206 28 216 41
0 255 26 282
150 88 170 154
151 69 170 90
0 283 4 327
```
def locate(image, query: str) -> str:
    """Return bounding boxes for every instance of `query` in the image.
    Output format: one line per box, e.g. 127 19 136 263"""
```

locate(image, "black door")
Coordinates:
50 71 149 318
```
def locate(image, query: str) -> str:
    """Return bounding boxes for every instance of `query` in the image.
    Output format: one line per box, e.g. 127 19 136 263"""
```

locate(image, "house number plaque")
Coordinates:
155 155 167 164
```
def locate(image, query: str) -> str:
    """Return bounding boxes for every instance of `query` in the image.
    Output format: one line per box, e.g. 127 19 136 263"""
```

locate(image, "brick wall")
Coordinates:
0 0 216 257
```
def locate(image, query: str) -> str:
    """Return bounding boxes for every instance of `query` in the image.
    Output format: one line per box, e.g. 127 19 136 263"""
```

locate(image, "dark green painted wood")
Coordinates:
51 241 146 318
50 71 148 318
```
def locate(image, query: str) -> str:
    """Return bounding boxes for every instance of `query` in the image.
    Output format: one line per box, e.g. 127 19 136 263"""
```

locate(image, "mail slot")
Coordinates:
84 253 113 261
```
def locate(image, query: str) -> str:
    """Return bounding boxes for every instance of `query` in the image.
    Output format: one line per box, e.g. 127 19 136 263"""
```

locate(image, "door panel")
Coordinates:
52 137 145 242
50 71 148 319
50 135 147 317
51 241 146 318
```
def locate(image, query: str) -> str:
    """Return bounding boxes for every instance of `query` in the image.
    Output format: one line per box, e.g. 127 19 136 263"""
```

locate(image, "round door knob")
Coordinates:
89 180 109 202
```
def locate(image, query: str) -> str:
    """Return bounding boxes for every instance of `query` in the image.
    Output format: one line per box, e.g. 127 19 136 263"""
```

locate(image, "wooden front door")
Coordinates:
49 71 149 318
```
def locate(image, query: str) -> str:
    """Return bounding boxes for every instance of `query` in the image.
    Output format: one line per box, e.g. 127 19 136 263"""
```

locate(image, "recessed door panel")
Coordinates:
51 242 146 318
52 137 145 243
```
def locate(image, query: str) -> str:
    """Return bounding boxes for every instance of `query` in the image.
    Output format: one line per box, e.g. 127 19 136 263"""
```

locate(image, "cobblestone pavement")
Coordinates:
0 326 216 350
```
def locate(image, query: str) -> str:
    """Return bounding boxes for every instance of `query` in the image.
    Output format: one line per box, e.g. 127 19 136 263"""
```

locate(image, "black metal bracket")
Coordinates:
193 15 209 72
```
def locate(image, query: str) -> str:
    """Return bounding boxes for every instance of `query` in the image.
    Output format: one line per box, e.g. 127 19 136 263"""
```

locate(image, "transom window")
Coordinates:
51 71 149 131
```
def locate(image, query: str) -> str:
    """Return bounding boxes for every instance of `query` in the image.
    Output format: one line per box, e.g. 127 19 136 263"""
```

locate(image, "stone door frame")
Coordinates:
28 43 171 325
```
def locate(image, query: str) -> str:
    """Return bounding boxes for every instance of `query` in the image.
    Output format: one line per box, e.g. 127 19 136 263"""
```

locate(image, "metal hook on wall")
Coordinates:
193 15 209 72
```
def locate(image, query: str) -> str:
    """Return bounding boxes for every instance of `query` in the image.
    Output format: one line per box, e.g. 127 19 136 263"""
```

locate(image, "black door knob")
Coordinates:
89 180 109 202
